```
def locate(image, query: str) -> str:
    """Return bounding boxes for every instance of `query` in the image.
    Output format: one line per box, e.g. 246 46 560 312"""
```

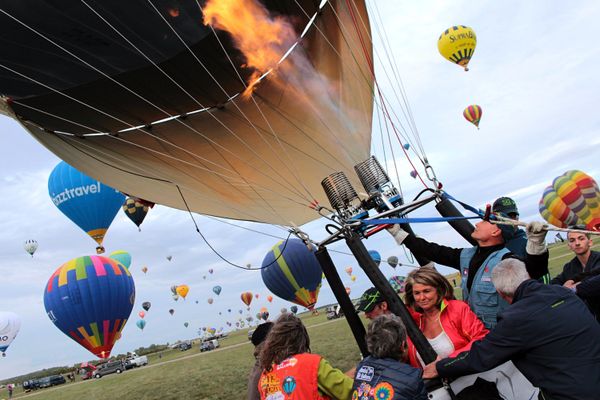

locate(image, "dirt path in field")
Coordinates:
15 318 346 398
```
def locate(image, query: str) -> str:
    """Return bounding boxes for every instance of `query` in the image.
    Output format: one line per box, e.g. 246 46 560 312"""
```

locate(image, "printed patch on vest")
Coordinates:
282 376 296 395
356 365 375 382
259 372 282 398
373 382 394 400
276 357 298 370
353 382 372 399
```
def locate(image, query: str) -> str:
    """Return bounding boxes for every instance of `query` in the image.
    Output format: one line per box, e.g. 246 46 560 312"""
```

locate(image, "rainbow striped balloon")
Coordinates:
539 170 600 231
44 255 135 358
463 105 483 128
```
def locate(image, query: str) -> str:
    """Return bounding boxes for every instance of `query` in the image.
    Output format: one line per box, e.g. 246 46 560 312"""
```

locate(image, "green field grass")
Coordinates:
6 242 595 400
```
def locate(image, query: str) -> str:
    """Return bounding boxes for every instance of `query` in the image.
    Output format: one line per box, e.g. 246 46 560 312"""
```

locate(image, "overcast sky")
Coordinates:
1 0 600 380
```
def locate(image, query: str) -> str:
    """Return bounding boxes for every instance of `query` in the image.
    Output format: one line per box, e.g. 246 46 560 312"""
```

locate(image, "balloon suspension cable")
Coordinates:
423 158 441 189
490 214 600 236
175 185 293 270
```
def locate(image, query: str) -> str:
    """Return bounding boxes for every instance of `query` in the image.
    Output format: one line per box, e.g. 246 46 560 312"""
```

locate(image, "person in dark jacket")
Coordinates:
422 258 600 400
388 220 549 328
492 196 527 257
551 228 600 320
352 314 427 400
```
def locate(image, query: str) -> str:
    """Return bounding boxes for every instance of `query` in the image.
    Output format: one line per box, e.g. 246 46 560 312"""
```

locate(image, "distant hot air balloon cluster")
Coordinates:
539 170 600 231
43 255 135 359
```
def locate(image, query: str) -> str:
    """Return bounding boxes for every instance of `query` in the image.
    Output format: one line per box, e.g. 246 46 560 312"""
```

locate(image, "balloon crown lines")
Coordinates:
51 182 102 207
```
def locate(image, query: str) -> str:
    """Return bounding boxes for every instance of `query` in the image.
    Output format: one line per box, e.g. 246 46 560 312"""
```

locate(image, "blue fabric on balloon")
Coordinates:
48 161 124 252
261 239 322 310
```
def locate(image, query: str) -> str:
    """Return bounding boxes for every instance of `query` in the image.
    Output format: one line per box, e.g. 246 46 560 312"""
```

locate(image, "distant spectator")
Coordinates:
247 322 273 400
352 314 427 400
7 383 13 399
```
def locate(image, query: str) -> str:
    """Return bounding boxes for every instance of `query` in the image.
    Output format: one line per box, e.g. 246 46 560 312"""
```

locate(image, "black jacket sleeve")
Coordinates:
524 251 549 281
436 313 526 378
576 274 600 299
402 235 463 270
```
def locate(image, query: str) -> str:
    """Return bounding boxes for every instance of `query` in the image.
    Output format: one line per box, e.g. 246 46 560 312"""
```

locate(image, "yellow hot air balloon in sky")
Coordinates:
176 285 189 299
438 25 477 71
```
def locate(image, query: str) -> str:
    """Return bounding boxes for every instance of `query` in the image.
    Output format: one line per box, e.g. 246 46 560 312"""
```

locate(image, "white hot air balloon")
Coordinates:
0 311 21 357
24 239 38 257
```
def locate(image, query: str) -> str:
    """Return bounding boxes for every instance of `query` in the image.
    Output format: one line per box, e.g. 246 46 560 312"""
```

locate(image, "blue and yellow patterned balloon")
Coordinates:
261 239 322 310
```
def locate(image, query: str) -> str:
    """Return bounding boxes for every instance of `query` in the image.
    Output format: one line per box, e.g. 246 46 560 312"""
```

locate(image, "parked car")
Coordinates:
179 341 192 351
22 379 41 392
326 305 343 320
94 360 125 378
38 375 66 388
124 352 148 369
200 341 215 352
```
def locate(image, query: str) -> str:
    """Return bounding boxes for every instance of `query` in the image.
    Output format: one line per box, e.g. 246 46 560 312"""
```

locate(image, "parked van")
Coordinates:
94 360 125 378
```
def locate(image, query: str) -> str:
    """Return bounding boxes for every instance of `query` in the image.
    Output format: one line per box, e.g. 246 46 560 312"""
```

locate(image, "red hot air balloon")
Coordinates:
267 295 273 303
463 105 483 129
241 292 253 307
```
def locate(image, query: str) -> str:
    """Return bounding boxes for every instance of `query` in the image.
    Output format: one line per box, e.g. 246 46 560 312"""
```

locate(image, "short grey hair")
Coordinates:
491 258 530 297
366 314 407 360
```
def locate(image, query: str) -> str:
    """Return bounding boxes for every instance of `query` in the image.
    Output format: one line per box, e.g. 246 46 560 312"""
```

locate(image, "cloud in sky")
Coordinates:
1 0 600 379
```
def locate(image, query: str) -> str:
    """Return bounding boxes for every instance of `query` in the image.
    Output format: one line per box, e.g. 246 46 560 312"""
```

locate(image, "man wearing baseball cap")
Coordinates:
356 287 390 320
492 197 527 258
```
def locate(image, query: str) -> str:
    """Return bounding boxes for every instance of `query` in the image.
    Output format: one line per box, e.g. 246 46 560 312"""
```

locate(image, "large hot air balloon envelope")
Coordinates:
48 162 125 254
213 286 222 296
122 197 153 230
463 105 482 129
438 25 477 71
539 170 600 231
24 240 38 257
43 255 135 359
109 250 132 270
1 0 373 227
261 239 322 310
241 292 253 307
0 311 21 357
142 302 151 312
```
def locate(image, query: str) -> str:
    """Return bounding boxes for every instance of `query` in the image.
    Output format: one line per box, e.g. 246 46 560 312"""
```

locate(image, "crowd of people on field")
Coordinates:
247 197 600 400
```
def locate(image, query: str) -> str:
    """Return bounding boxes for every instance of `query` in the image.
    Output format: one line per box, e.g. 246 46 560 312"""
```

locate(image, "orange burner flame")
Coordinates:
203 0 296 97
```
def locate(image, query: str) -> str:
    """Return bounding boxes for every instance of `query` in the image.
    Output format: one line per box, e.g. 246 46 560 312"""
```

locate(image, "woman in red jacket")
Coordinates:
403 267 489 368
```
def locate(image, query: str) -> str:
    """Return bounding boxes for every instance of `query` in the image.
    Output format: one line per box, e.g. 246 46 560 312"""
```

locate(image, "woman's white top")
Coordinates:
417 331 455 367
